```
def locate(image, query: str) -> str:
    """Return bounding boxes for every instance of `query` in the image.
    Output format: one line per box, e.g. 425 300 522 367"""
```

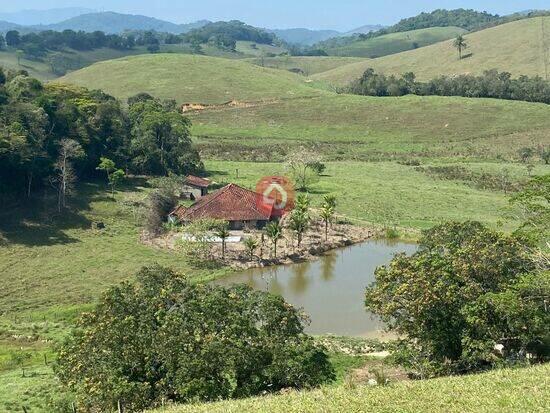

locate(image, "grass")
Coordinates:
235 41 288 57
151 364 550 413
325 27 467 58
313 16 550 86
202 160 537 231
189 94 550 161
58 54 325 105
245 56 365 76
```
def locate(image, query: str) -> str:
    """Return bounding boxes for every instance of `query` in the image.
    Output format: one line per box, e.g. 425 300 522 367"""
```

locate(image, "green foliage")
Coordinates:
453 34 468 59
365 221 536 377
243 237 259 260
265 221 283 258
145 188 177 235
183 21 276 50
348 68 550 104
55 265 334 411
510 174 550 245
288 195 310 247
128 96 203 176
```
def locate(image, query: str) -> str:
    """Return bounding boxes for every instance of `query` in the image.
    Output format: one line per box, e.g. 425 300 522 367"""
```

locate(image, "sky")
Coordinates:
1 0 549 30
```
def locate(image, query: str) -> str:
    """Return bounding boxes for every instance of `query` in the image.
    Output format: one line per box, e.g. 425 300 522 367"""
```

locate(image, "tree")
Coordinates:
243 237 259 260
510 174 550 247
54 139 84 212
453 35 467 59
365 222 534 377
288 194 310 247
145 188 177 235
0 34 5 50
320 204 335 241
10 350 32 378
55 265 334 411
5 30 20 47
97 157 125 197
285 148 322 191
129 98 203 176
265 221 283 258
215 222 230 259
518 147 535 163
539 146 550 165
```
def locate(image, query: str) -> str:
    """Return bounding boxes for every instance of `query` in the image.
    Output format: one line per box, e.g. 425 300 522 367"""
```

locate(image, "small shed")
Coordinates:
182 175 211 200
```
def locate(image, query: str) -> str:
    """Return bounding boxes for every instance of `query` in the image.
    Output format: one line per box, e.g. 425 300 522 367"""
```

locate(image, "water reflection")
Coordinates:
215 239 417 337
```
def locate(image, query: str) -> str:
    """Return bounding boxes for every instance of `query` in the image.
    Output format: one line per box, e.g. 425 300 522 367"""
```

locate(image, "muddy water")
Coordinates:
215 240 417 337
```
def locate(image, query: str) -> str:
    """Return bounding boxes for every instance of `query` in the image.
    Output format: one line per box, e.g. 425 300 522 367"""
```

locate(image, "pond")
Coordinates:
215 240 417 337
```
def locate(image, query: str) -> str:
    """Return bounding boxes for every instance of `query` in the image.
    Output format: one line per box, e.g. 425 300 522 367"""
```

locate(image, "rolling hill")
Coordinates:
324 26 467 58
58 54 325 104
245 56 365 75
313 16 550 86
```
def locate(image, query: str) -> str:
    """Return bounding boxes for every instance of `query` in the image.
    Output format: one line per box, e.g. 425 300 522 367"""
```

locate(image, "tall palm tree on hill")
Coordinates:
453 35 468 60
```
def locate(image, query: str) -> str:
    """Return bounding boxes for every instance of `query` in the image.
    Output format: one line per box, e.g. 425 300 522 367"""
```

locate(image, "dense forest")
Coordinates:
347 68 550 105
0 67 202 205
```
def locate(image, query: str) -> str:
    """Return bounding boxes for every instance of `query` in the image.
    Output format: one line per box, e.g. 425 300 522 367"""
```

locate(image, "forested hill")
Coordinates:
183 21 277 46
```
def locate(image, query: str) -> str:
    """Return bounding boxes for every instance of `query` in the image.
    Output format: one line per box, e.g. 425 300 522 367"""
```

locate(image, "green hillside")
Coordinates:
246 56 365 75
313 16 550 86
58 54 324 104
325 26 467 58
189 94 550 161
152 364 550 413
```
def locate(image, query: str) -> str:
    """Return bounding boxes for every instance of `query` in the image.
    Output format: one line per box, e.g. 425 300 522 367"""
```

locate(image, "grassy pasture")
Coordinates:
190 94 550 161
152 363 550 413
245 56 366 76
325 26 467 58
59 54 325 104
314 16 550 86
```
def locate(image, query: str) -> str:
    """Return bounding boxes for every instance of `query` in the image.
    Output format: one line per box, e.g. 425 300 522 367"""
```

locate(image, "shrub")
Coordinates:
366 222 540 377
55 265 334 411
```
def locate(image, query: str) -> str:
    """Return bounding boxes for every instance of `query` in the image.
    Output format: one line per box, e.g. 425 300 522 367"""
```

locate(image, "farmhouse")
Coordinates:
181 175 211 200
171 183 274 230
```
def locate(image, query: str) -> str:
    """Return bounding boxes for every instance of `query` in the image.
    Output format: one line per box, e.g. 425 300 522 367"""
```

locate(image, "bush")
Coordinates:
55 266 334 411
365 222 541 377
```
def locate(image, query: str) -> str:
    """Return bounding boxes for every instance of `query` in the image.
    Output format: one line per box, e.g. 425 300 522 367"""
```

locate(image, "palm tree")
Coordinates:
265 221 283 258
215 224 230 259
319 204 334 241
243 237 259 261
288 210 309 247
453 35 467 60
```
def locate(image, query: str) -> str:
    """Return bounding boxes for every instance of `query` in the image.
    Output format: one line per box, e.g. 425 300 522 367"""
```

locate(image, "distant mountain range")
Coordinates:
32 12 210 34
0 8 386 45
0 11 210 35
343 24 386 35
268 28 341 45
0 7 94 25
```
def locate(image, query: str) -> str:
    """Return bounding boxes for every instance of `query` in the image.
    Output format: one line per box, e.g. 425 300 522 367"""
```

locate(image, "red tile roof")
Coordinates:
185 175 211 188
179 184 273 222
170 205 187 220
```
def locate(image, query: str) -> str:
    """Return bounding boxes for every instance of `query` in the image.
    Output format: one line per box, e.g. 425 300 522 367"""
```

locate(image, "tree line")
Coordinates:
0 67 202 205
347 68 550 105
